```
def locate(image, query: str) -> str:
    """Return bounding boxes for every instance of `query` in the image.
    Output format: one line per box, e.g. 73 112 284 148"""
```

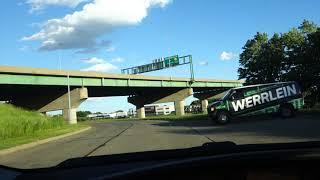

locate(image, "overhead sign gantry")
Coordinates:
121 55 194 81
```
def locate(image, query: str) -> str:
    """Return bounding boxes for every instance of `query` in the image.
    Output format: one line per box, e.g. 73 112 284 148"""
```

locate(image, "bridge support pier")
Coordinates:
62 108 78 124
43 88 88 124
193 89 227 114
201 99 208 114
174 100 185 116
128 88 192 119
12 88 88 124
136 105 146 119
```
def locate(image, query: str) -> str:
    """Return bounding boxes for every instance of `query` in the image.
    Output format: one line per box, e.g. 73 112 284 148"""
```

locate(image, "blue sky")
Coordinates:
1 0 319 113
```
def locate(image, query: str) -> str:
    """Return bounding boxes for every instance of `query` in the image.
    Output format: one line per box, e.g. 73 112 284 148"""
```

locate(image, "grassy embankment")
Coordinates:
91 113 208 123
0 104 87 150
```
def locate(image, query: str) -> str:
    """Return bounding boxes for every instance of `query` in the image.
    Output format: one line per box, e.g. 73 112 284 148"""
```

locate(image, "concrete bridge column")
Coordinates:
12 88 88 124
38 88 88 124
136 105 146 119
175 100 185 116
128 88 193 118
62 108 77 124
201 99 208 114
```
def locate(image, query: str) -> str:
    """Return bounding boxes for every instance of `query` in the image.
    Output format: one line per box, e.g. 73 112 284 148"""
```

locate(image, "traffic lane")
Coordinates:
158 114 320 144
90 120 210 156
0 122 132 169
2 114 319 169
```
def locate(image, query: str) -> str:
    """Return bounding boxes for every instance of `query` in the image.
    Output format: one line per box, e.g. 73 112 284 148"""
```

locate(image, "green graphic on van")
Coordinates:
207 82 304 124
231 84 297 112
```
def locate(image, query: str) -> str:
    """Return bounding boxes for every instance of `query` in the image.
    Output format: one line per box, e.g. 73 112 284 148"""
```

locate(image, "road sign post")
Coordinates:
189 55 194 81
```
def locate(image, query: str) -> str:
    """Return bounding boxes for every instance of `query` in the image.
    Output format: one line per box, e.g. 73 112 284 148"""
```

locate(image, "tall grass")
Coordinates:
0 104 66 139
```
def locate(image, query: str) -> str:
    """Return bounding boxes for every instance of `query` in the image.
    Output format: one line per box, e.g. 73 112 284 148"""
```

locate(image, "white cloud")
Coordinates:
26 0 89 12
82 63 118 72
22 0 171 51
111 57 124 63
82 57 105 64
198 61 208 66
81 57 118 72
220 51 238 61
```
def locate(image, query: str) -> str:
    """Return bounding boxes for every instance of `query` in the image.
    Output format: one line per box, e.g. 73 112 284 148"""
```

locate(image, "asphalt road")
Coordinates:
1 113 320 169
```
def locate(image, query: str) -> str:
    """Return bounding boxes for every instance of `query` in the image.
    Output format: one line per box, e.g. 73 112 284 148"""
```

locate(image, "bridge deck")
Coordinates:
0 66 243 89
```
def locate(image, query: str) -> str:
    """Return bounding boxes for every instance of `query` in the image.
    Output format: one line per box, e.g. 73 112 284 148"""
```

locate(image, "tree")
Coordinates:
302 29 320 106
238 32 285 84
76 111 92 118
190 100 200 106
299 20 317 34
281 20 318 89
238 20 320 106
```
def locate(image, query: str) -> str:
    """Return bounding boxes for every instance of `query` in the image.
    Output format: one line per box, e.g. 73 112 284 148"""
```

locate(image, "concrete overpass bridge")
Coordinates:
0 66 243 123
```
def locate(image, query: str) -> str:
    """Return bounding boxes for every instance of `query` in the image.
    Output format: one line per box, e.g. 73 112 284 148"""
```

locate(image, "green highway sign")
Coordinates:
121 55 194 80
164 55 179 67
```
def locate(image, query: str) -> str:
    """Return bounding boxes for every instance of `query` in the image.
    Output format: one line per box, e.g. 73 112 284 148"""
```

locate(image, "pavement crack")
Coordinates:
84 123 134 157
188 126 215 142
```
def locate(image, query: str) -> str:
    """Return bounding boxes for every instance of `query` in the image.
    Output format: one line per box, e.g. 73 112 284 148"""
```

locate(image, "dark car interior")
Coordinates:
1 141 318 180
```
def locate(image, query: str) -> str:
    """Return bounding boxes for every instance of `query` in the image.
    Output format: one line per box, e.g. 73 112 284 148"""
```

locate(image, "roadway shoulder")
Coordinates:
0 126 92 156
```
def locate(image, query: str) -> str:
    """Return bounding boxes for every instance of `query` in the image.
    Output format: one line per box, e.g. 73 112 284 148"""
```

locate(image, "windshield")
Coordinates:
221 89 232 101
0 0 320 169
208 89 232 103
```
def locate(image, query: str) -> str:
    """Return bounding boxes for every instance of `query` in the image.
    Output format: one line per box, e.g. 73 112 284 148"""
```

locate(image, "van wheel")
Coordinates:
215 111 230 124
279 105 294 118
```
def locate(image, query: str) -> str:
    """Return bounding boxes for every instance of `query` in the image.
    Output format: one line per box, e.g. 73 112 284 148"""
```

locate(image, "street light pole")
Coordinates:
67 73 72 121
59 51 62 71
